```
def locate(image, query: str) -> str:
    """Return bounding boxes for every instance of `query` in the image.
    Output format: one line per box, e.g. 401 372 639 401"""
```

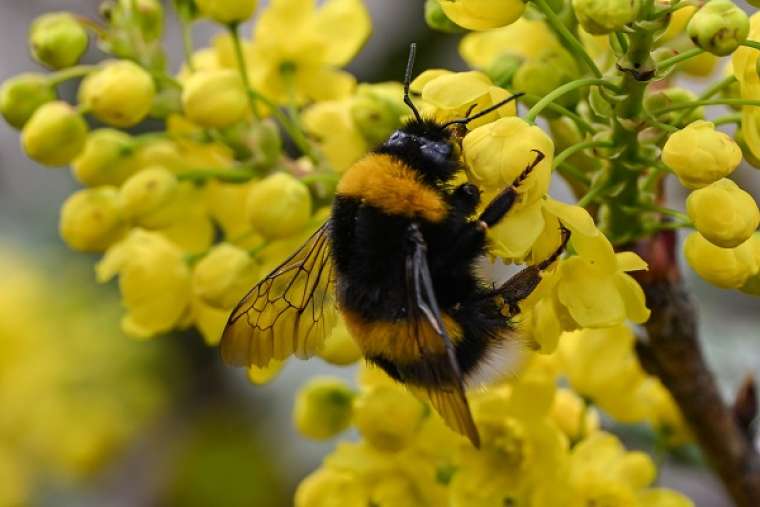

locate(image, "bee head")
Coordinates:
383 120 460 183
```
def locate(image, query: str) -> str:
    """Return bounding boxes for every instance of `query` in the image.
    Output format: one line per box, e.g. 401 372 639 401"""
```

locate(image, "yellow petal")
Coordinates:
312 0 371 66
421 71 492 109
557 257 626 328
409 69 452 94
296 66 356 102
488 200 545 260
191 299 230 346
616 251 648 272
614 273 651 324
636 488 695 507
542 198 598 236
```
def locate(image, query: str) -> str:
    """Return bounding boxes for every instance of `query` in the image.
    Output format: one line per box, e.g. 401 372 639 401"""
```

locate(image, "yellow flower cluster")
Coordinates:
0 246 168 505
294 362 693 507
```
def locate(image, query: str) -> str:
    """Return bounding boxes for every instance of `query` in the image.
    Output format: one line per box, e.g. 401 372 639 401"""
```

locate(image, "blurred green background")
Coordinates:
0 1 758 506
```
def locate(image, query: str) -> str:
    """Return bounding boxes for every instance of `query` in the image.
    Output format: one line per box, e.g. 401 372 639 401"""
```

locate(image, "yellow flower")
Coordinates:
294 376 356 440
733 12 760 161
78 60 155 128
684 231 759 288
192 243 259 309
0 73 56 129
662 120 742 189
59 187 125 252
413 70 516 128
464 117 552 199
21 101 88 166
319 317 363 366
181 69 248 127
353 384 426 452
72 129 137 187
459 18 562 70
196 0 257 24
245 172 312 239
248 0 370 104
295 467 369 507
638 379 692 447
438 0 525 31
558 326 651 422
302 99 368 171
96 229 192 338
545 199 650 328
686 178 760 248
550 388 600 442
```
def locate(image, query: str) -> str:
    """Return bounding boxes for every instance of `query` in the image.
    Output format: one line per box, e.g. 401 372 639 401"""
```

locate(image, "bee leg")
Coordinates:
478 149 544 227
488 226 570 316
449 183 481 217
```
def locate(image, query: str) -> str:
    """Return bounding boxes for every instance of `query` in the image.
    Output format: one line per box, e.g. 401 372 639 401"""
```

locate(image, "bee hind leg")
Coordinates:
478 149 544 228
487 225 570 316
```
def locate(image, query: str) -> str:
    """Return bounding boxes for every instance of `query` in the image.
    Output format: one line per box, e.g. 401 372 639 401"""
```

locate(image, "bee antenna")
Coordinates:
442 92 525 129
403 43 424 123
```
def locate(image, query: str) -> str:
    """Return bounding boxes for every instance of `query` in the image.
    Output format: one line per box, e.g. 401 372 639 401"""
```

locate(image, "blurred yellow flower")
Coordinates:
21 101 88 167
196 0 258 24
96 229 192 338
303 98 368 171
192 242 259 309
248 0 370 104
734 12 760 161
353 384 426 452
59 187 126 252
78 60 155 128
181 69 249 127
459 18 561 70
319 317 363 365
246 172 313 239
295 376 356 440
71 129 137 187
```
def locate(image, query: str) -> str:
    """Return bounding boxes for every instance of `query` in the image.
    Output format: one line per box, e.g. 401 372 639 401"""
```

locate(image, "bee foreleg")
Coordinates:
478 149 545 227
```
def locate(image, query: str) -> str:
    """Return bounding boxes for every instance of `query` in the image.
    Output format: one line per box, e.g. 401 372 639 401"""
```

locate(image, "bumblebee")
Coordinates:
221 44 569 447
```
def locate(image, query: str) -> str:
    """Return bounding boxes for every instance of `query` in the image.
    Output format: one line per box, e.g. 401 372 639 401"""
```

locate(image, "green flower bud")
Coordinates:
21 101 88 167
29 12 88 69
0 74 56 129
59 187 125 252
513 49 580 111
644 87 704 129
220 119 282 166
192 243 259 309
687 0 749 56
425 0 465 34
196 0 258 24
79 60 156 127
351 83 405 147
119 166 178 221
572 0 640 35
485 53 523 89
294 377 355 440
245 173 312 239
182 69 248 128
72 129 136 186
129 0 164 42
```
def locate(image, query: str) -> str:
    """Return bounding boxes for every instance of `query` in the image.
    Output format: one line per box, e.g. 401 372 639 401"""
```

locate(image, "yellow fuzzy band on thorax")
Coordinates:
341 309 463 362
336 153 447 223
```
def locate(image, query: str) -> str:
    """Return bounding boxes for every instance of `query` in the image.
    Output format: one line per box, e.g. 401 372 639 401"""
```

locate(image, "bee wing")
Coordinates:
403 223 480 448
220 221 338 368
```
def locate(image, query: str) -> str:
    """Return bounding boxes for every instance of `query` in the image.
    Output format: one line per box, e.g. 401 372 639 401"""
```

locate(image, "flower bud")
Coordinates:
684 232 758 289
485 53 523 88
196 0 257 24
296 469 369 507
439 0 525 31
687 0 749 57
644 88 704 129
29 12 88 69
550 388 600 442
294 377 355 440
78 60 155 128
245 173 312 239
463 117 553 204
181 69 248 128
119 166 178 221
59 187 125 252
0 74 56 129
662 120 742 189
72 129 136 186
192 243 259 309
572 0 640 35
513 49 580 110
21 101 88 167
350 83 405 146
353 384 425 452
131 0 164 42
425 0 465 33
96 229 192 338
686 178 760 248
319 319 362 366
